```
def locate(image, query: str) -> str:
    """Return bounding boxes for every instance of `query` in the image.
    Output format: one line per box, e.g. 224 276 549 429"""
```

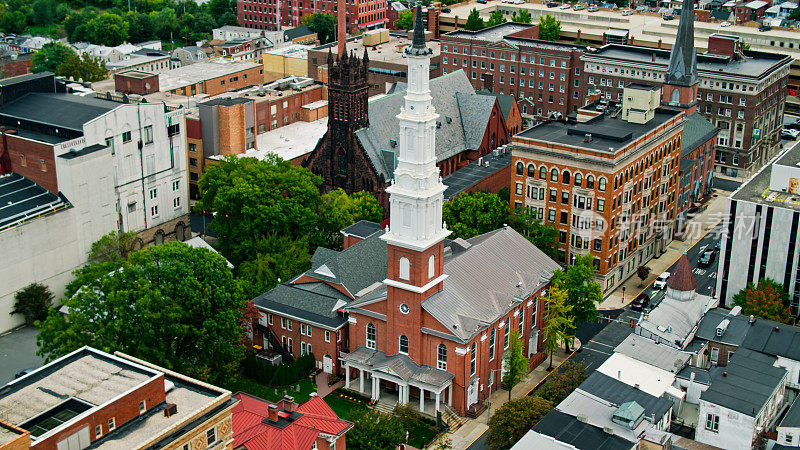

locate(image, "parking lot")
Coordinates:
0 326 45 384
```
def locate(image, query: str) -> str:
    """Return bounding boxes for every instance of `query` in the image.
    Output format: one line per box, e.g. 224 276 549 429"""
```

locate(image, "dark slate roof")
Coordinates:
355 70 497 180
0 173 69 230
477 90 515 122
284 25 314 41
700 348 786 416
252 282 349 329
200 97 252 107
681 112 717 156
579 372 673 421
532 409 635 450
741 319 800 361
0 71 53 87
442 150 511 200
342 347 453 388
299 230 387 298
667 254 697 291
340 220 382 240
676 366 712 385
695 308 750 346
57 143 107 160
780 396 800 428
0 92 117 132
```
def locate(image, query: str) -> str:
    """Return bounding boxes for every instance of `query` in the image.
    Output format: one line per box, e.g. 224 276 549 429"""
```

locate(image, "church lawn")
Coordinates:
222 375 317 404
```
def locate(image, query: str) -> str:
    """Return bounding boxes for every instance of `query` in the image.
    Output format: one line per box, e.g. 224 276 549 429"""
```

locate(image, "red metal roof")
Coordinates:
667 254 697 292
232 393 353 450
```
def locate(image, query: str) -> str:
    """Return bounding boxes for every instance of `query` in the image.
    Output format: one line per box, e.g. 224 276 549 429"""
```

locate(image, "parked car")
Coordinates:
442 7 451 12
782 128 800 139
786 121 800 131
588 5 598 11
621 9 633 15
573 4 585 10
654 272 671 289
547 1 559 7
631 293 650 311
560 3 571 8
720 21 731 27
759 25 771 32
14 368 34 379
663 14 674 20
698 249 717 268
477 0 487 4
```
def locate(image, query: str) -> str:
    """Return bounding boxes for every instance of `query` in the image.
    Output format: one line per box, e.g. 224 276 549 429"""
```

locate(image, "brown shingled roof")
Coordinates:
668 254 697 292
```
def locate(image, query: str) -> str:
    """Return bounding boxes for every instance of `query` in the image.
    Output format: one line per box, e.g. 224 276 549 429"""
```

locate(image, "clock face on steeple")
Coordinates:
399 303 410 314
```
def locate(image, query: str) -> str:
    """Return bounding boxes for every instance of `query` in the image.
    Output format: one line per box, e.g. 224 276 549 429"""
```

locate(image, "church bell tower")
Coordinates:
662 0 699 112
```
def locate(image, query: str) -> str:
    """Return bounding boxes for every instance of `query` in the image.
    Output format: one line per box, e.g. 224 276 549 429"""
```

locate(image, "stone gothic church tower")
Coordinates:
303 45 388 209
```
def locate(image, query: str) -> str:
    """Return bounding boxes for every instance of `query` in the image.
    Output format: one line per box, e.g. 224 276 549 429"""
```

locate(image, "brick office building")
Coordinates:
237 0 388 32
582 33 791 181
510 85 684 293
440 23 588 120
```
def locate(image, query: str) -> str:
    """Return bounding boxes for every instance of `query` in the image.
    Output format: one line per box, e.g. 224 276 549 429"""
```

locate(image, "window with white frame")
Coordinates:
437 343 447 370
399 257 410 280
366 323 376 349
325 330 330 342
108 418 116 431
504 317 510 348
207 427 217 445
399 335 409 354
705 413 719 432
470 342 477 375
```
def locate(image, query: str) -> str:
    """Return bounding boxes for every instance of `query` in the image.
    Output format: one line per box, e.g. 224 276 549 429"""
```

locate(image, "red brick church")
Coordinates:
251 7 560 417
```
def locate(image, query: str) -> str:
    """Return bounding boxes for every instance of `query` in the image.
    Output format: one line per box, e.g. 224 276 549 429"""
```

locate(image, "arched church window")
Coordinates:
399 257 410 280
428 254 435 279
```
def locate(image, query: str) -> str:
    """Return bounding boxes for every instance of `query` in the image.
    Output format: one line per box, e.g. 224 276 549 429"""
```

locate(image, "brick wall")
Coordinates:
259 310 346 372
168 66 264 97
2 132 57 193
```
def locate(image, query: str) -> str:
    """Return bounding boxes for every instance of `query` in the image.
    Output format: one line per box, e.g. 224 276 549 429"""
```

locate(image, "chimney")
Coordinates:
283 395 295 412
749 315 755 325
657 38 662 49
336 0 346 57
268 404 279 422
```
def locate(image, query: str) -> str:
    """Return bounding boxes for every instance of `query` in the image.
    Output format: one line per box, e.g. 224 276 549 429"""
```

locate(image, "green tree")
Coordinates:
541 287 573 369
31 42 74 74
551 254 600 350
87 12 129 45
511 9 531 24
538 14 561 41
319 188 355 234
126 11 156 43
502 328 528 400
151 8 179 41
12 283 54 326
88 230 143 263
464 8 485 31
194 155 322 266
442 191 507 239
238 234 312 297
732 279 792 324
637 265 651 288
507 209 559 258
487 10 507 27
0 10 26 34
216 11 239 27
32 0 57 26
486 396 553 450
36 241 248 383
497 186 510 203
395 9 413 30
58 52 109 82
536 360 587 405
350 191 383 223
347 408 405 450
302 12 337 44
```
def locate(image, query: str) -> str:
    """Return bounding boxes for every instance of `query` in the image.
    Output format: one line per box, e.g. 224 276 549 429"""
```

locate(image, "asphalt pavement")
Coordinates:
0 326 45 385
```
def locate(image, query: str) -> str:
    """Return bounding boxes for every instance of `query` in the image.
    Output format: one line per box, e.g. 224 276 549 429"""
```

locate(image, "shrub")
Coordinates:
12 283 54 326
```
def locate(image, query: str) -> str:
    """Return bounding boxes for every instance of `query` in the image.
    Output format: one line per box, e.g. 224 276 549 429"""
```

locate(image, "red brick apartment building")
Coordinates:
0 346 235 450
440 22 587 120
237 0 388 32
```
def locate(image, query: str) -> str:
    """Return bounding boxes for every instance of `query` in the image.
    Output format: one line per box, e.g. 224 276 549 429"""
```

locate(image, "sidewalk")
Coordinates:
446 342 580 449
598 191 728 310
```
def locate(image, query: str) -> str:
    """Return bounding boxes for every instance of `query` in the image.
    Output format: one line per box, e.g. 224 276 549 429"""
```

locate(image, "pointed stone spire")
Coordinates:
665 0 697 87
406 4 432 56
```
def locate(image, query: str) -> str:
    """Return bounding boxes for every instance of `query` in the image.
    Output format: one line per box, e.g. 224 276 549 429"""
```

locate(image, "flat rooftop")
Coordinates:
312 33 441 66
0 173 69 231
106 53 169 70
443 148 511 200
117 70 156 79
0 421 26 445
516 106 681 154
446 22 535 42
701 348 786 416
264 44 311 59
0 92 118 132
247 117 327 162
158 60 261 92
731 140 800 211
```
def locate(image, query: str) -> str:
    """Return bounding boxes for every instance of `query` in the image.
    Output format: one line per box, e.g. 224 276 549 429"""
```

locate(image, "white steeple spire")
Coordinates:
381 5 450 252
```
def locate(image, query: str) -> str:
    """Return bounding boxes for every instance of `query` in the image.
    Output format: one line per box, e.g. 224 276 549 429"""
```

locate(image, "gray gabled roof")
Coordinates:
614 334 690 374
681 112 717 156
532 410 635 450
477 90 515 123
341 346 453 388
695 308 750 346
741 319 800 361
299 230 387 298
252 282 349 329
580 372 673 422
780 396 800 428
422 226 561 341
701 348 786 416
355 70 497 180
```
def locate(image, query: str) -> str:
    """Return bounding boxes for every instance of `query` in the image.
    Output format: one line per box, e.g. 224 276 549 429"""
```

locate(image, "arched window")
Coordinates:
527 164 535 177
598 177 607 192
562 170 570 184
574 173 582 187
516 162 524 176
428 254 435 279
613 176 618 190
550 168 559 182
399 335 409 354
586 175 595 189
437 343 447 370
399 257 410 280
539 166 547 179
671 88 679 103
366 324 376 349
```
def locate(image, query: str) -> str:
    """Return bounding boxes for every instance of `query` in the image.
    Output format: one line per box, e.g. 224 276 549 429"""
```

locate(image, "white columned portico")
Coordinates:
345 363 350 387
448 384 453 406
359 368 365 393
419 387 425 412
372 376 380 401
435 391 440 412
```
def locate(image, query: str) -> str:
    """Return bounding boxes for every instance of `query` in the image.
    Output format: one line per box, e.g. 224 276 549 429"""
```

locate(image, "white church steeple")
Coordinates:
381 4 450 252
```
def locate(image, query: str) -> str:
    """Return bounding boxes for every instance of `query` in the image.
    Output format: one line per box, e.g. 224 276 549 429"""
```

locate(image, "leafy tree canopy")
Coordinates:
541 286 573 368
347 408 405 450
238 234 312 298
36 241 248 383
733 278 792 324
442 191 507 239
395 9 413 30
464 8 485 31
12 283 54 326
551 254 600 327
502 327 528 400
89 230 143 263
302 12 337 44
486 396 553 450
507 209 559 259
538 14 561 41
487 10 507 27
536 360 587 405
511 9 531 24
32 42 74 74
87 12 129 46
